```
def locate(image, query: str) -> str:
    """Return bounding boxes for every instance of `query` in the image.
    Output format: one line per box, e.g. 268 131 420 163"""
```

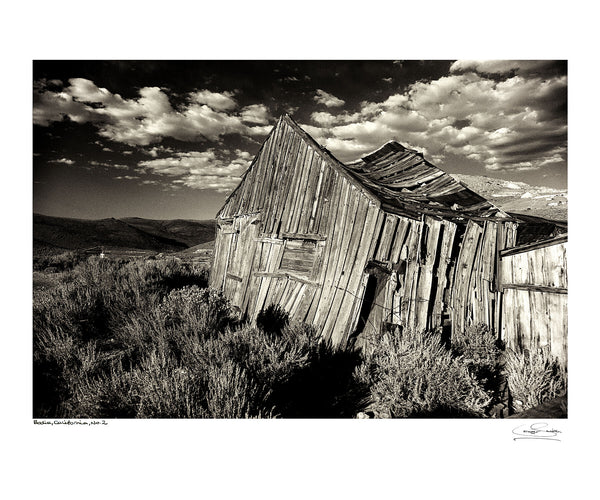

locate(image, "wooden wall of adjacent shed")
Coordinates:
498 240 568 367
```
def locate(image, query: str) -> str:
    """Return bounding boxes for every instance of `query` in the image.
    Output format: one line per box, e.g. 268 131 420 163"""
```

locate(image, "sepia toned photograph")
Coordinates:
33 60 567 420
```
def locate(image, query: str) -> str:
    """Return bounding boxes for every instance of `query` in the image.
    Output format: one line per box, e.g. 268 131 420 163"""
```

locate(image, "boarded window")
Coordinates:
279 239 317 276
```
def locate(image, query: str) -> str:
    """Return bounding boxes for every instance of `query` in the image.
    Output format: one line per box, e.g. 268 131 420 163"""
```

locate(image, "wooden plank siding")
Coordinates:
212 115 384 346
353 214 463 344
498 239 567 367
446 219 519 339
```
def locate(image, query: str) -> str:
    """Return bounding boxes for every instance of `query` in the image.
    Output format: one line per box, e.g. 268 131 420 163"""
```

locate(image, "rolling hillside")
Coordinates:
121 217 216 247
451 174 567 222
33 214 216 255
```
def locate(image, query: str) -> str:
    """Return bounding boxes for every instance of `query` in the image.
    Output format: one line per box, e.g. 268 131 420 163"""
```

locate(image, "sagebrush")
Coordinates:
34 253 566 419
33 256 363 418
505 347 567 413
354 328 493 418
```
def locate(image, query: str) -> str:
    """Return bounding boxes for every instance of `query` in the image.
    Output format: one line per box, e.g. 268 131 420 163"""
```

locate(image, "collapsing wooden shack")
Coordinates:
211 114 567 363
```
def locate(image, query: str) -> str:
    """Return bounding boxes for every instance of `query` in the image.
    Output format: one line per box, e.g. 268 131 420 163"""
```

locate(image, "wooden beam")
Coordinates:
500 283 568 294
499 234 568 257
255 236 285 244
381 201 518 223
280 231 327 241
253 271 321 287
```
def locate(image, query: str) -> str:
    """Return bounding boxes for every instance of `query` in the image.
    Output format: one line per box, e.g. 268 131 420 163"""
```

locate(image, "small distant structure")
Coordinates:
82 245 107 258
210 115 567 365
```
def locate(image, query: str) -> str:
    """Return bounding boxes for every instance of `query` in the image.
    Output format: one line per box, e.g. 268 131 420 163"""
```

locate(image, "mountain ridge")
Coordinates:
33 213 216 255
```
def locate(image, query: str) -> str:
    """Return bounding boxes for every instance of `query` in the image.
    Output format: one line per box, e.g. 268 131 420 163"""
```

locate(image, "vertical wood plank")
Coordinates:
318 185 361 340
414 217 441 332
431 221 457 329
327 196 377 346
451 220 482 337
305 174 346 325
307 160 326 234
388 218 411 265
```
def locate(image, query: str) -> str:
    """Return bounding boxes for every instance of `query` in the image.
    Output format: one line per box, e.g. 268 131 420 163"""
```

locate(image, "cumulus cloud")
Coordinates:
189 90 237 111
137 148 252 193
303 68 567 172
33 89 99 126
144 145 174 157
34 65 566 177
314 89 345 108
50 158 75 165
311 111 339 127
33 78 272 146
240 104 272 125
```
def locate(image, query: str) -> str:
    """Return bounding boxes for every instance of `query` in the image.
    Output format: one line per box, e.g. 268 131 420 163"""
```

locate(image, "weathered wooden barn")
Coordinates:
211 114 567 362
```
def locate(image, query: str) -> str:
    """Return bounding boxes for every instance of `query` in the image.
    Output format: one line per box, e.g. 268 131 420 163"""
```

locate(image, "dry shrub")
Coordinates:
452 324 503 396
354 328 492 418
203 360 263 418
256 304 289 336
33 253 321 418
505 347 567 413
159 285 236 333
34 250 86 272
35 255 501 419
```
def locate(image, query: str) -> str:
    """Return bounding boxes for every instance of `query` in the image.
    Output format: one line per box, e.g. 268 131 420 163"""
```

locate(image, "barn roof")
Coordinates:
343 140 508 220
220 115 541 224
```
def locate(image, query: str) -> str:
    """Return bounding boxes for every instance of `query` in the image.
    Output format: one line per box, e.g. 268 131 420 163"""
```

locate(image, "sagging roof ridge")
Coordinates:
336 128 510 220
345 140 419 166
282 115 515 222
219 114 541 224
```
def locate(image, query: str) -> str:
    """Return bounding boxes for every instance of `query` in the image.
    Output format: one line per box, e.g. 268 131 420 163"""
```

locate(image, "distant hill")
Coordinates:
451 174 567 222
120 217 216 247
33 214 216 255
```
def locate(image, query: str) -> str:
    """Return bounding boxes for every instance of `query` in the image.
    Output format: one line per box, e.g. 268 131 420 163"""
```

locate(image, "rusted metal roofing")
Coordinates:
344 141 508 220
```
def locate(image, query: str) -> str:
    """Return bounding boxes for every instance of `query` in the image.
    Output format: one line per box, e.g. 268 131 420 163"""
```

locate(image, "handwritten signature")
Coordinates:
512 422 562 441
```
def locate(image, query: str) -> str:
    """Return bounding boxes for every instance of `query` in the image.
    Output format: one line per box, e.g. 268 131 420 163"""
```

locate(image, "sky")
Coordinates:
33 60 567 220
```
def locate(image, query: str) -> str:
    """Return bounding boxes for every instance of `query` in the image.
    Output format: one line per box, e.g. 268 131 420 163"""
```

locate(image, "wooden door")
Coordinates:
222 214 260 311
